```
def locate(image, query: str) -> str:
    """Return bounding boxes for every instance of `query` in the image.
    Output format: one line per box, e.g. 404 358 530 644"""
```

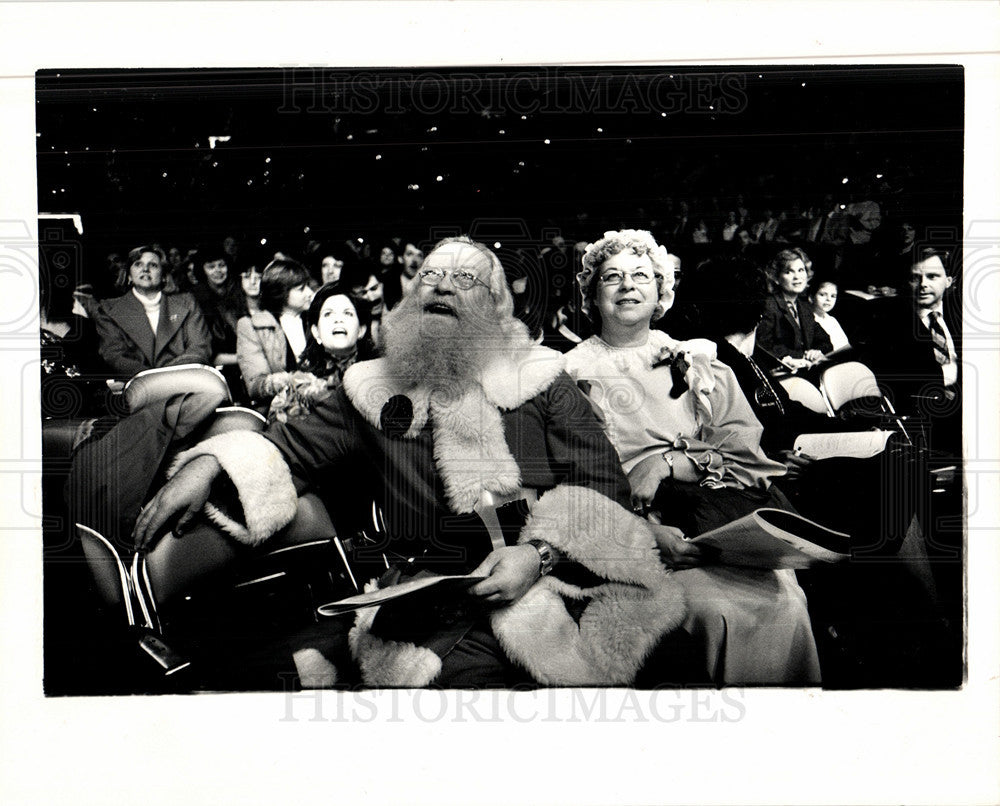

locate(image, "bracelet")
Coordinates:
525 539 555 577
661 450 675 478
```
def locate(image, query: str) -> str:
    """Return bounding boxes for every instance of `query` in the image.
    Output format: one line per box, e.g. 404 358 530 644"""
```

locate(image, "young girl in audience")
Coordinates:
236 258 314 411
564 228 820 685
810 279 851 352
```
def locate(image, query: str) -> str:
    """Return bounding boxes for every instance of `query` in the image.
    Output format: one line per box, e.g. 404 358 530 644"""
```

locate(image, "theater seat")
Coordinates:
778 376 831 416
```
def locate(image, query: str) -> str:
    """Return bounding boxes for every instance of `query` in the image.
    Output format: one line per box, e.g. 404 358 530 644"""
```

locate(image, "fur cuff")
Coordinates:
490 576 686 686
348 589 442 687
519 485 665 588
489 484 687 685
168 431 298 546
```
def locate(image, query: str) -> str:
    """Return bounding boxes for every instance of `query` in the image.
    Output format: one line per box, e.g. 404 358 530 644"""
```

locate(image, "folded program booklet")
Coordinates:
317 574 486 616
792 430 894 461
691 508 850 570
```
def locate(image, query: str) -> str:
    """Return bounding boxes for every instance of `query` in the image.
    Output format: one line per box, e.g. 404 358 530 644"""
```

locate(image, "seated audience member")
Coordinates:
94 245 212 379
342 260 386 348
316 245 352 286
380 238 425 311
810 279 851 353
565 229 820 685
191 245 248 397
674 254 957 686
237 257 263 314
757 247 833 371
236 258 315 412
867 247 961 452
40 269 105 418
666 255 847 458
136 236 713 689
267 283 374 424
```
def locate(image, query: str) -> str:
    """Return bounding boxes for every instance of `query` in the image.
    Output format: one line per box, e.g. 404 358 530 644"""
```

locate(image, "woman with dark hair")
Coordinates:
266 283 374 424
297 283 373 379
235 258 314 411
564 229 820 685
757 247 833 371
191 246 248 396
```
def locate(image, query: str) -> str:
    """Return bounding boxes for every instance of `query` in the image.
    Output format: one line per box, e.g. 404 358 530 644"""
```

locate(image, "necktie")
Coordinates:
787 301 800 326
927 311 950 366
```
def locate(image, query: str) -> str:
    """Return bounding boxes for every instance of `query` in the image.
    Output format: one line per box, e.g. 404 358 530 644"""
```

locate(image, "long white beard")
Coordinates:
381 293 517 389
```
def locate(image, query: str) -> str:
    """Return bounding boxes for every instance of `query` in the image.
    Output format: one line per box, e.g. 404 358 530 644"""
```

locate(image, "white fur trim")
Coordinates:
520 485 666 588
479 345 565 411
487 484 686 684
430 386 522 513
292 648 339 688
348 586 442 687
342 359 430 439
491 577 686 686
168 431 298 547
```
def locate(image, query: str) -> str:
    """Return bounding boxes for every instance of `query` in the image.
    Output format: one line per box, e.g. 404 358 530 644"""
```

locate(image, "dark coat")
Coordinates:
864 295 962 451
94 291 212 379
757 293 834 363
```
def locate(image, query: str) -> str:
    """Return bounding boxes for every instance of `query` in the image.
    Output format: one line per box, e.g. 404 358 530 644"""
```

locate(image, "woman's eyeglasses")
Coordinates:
418 267 489 291
598 269 658 286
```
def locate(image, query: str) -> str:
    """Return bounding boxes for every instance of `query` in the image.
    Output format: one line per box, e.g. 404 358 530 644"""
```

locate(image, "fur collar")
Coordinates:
342 343 566 429
341 345 565 514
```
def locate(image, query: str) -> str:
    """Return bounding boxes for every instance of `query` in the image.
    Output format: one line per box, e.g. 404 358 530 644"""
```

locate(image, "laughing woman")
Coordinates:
564 229 820 685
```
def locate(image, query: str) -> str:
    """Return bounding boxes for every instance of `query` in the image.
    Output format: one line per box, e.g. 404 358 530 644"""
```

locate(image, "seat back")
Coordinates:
820 361 882 412
75 523 135 626
124 364 231 412
778 376 831 416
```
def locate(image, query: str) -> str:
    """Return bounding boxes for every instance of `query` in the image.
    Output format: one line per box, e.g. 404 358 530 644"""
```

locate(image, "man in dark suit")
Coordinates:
94 245 212 379
869 247 961 453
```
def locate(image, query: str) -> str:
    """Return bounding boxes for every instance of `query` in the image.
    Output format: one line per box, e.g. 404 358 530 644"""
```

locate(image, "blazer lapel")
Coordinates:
115 294 156 364
154 295 185 361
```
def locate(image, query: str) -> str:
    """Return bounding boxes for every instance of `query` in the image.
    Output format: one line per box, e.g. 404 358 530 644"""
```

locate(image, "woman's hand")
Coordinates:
627 453 674 508
781 356 811 371
649 524 703 569
776 449 815 481
132 455 221 551
469 545 542 606
803 349 824 363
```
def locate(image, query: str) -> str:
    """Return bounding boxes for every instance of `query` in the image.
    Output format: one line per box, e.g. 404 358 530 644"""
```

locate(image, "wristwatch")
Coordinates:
525 539 555 576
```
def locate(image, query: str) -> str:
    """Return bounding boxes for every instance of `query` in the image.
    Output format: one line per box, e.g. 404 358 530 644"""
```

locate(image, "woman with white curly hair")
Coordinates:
565 229 821 685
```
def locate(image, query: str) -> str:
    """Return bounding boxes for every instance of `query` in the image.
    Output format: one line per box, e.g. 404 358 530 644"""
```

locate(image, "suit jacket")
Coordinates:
866 295 962 429
94 291 212 379
236 309 295 404
757 293 833 363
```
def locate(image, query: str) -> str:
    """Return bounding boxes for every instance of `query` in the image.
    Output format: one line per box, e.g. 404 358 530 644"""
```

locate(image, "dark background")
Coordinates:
36 65 963 278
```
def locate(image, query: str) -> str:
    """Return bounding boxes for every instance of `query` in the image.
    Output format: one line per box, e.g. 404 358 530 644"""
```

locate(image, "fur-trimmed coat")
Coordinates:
169 341 689 686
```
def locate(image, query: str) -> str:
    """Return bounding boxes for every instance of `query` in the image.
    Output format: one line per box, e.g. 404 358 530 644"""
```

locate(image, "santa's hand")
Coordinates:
650 523 703 569
132 454 221 551
469 545 541 606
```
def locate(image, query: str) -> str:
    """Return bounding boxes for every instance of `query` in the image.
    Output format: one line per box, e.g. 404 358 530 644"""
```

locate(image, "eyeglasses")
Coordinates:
418 267 489 291
598 269 657 286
